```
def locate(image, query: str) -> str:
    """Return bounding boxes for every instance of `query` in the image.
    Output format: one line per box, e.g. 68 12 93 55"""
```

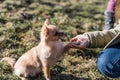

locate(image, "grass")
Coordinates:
0 0 120 80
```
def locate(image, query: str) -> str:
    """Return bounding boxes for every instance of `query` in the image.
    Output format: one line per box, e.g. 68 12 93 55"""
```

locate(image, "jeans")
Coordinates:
96 43 120 78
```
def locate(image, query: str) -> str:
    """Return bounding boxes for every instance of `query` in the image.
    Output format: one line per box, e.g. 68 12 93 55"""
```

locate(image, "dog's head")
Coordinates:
41 19 64 41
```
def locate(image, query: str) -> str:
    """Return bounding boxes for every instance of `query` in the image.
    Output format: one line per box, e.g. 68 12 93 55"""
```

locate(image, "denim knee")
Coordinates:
96 48 120 78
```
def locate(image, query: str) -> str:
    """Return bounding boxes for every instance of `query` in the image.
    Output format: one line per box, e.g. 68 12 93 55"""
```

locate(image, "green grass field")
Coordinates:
0 0 120 80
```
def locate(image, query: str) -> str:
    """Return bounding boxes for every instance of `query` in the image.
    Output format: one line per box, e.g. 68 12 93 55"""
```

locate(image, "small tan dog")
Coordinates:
1 19 69 80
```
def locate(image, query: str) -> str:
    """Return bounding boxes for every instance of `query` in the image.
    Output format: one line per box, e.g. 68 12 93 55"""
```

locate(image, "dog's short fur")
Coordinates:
1 19 69 80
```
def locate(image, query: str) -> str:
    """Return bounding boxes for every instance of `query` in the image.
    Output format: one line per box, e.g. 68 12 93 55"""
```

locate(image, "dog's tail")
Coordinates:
1 57 16 68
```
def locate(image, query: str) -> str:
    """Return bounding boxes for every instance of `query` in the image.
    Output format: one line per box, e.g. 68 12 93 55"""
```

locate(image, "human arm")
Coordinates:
103 0 116 30
70 27 120 48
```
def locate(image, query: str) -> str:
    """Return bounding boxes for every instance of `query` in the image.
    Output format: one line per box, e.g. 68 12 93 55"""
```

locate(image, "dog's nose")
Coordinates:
59 32 64 36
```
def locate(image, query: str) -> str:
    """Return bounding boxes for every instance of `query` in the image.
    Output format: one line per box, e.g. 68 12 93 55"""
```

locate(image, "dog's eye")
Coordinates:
55 31 58 36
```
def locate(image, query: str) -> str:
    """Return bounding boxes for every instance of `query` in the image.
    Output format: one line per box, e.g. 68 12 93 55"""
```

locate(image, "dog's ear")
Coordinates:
42 19 49 38
44 19 49 26
44 25 49 37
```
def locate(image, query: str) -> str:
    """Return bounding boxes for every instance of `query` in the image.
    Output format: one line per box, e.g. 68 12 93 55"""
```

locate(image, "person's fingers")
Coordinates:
68 42 80 46
70 44 82 49
70 35 83 42
70 38 78 42
67 42 78 48
69 41 87 48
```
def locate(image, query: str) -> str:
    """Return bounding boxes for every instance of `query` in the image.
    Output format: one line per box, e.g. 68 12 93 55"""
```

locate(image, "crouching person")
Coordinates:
69 24 120 78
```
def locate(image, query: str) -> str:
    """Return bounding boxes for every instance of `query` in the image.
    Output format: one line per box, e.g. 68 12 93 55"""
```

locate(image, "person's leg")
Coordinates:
103 0 115 30
96 43 120 78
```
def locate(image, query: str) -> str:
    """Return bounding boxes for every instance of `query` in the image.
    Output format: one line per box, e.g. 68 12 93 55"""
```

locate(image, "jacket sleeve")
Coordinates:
103 11 114 30
83 27 120 48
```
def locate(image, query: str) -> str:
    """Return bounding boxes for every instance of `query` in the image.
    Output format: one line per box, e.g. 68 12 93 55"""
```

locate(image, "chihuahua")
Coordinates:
1 19 70 80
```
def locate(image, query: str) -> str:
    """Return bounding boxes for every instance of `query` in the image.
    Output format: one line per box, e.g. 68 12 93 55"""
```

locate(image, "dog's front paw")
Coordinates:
46 78 51 80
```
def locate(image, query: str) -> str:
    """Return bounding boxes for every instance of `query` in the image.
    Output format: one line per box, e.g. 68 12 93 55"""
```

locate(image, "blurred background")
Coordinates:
0 0 119 80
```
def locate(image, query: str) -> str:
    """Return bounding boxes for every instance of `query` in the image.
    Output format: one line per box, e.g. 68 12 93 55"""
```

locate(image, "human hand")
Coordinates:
69 35 89 49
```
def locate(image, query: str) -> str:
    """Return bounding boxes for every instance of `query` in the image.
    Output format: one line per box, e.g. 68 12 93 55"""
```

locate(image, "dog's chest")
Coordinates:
40 42 63 63
40 45 61 59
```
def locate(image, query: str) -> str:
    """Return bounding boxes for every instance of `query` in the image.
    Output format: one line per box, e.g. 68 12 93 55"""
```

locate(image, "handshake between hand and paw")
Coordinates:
68 35 89 49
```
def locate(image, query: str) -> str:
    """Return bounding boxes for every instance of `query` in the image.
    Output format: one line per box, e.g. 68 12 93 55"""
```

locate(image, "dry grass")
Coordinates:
0 0 120 80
